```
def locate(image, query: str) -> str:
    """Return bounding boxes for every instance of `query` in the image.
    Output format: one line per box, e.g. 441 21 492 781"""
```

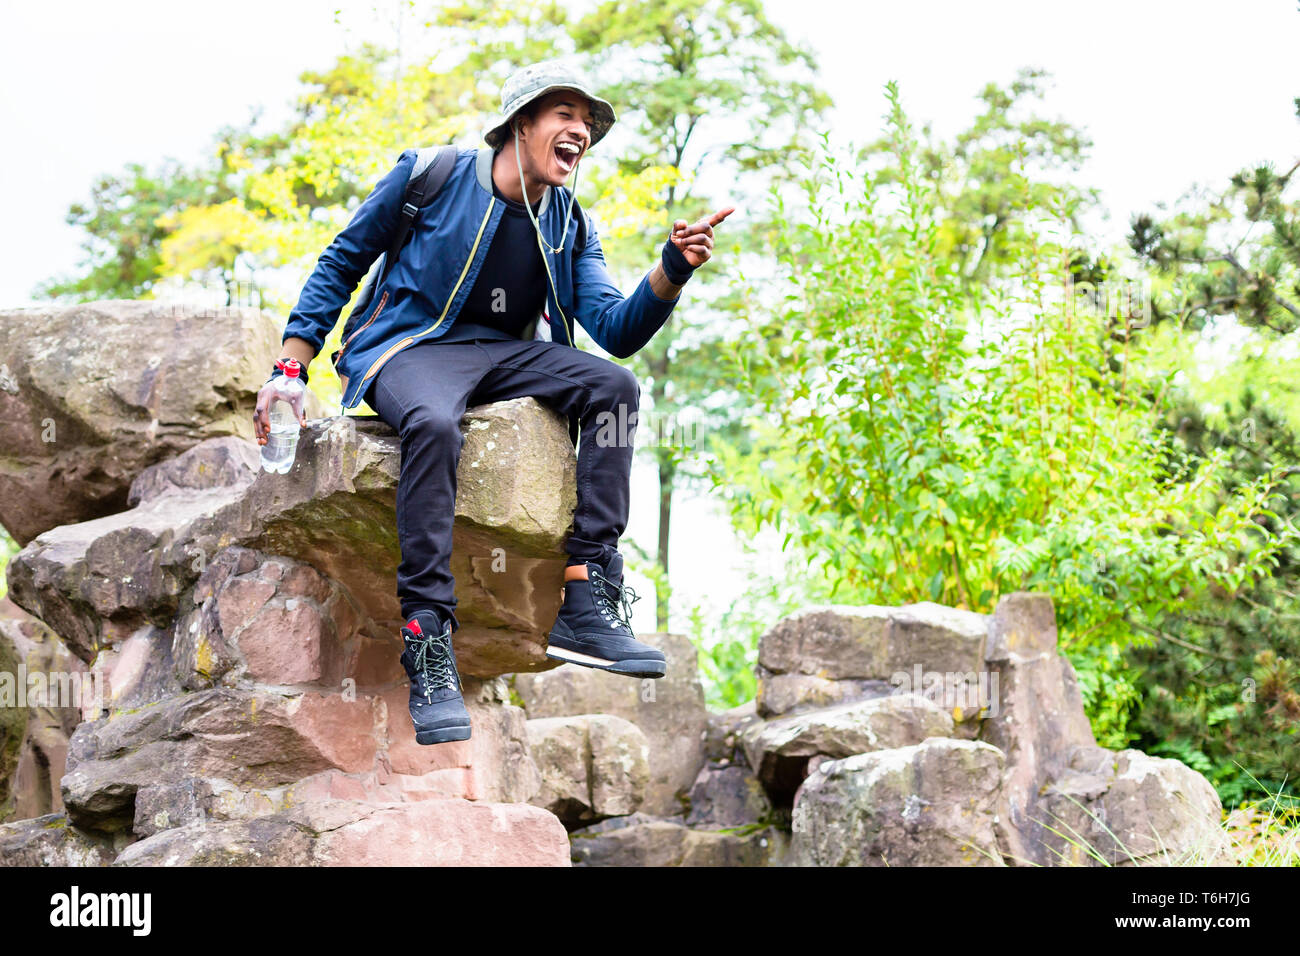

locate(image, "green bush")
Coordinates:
707 84 1295 747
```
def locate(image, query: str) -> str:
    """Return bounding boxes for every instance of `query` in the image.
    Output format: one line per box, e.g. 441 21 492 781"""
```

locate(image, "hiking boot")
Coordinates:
546 553 666 678
399 610 471 744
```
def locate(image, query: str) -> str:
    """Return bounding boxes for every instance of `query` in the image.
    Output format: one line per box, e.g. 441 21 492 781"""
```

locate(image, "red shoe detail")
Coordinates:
408 618 422 635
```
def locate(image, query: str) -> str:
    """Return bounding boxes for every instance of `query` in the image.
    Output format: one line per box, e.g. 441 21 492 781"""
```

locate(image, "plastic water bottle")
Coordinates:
260 360 306 474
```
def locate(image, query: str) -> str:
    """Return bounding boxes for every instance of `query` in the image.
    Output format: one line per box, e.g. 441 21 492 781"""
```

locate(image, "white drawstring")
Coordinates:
514 121 577 255
511 119 578 347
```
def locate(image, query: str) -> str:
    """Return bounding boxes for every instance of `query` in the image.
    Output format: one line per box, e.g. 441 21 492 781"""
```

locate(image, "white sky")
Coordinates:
2 0 1298 638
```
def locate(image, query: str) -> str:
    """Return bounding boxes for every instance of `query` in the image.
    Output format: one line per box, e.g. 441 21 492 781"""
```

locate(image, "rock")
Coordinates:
569 812 787 867
978 592 1105 865
7 397 578 676
755 672 894 719
0 301 329 545
978 592 1229 867
380 676 542 805
791 737 1005 866
702 700 762 763
513 634 707 816
1038 748 1231 866
60 686 384 833
0 812 118 866
127 434 262 508
113 797 570 866
61 659 544 836
759 603 988 680
742 694 956 802
0 598 90 822
525 714 649 828
755 603 989 738
172 547 357 691
685 763 773 829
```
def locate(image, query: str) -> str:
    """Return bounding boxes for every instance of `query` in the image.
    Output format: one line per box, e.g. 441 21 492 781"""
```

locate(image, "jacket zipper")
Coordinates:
352 198 498 401
533 215 574 346
337 290 388 364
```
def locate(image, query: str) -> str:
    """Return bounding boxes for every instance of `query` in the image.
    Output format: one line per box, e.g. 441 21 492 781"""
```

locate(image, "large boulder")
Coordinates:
113 797 570 866
977 592 1227 866
525 714 649 828
790 737 1006 867
0 301 328 545
6 398 578 676
756 603 990 737
512 634 708 816
1038 748 1231 866
741 693 955 802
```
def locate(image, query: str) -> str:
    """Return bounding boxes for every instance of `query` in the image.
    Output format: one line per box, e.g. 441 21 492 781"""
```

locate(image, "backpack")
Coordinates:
332 145 459 369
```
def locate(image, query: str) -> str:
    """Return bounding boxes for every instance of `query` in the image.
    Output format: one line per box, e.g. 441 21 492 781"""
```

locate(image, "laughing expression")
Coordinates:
517 90 594 186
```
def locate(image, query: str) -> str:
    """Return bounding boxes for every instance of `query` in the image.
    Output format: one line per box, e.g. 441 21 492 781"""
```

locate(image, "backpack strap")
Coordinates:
333 145 458 371
378 144 458 286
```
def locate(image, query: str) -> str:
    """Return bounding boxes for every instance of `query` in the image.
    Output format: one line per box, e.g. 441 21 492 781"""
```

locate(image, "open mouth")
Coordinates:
554 141 581 174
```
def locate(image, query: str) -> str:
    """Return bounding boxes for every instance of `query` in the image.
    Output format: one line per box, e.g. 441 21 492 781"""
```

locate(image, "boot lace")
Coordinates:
407 626 459 702
590 567 640 632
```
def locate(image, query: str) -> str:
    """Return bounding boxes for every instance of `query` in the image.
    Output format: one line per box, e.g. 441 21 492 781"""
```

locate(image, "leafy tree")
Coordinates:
1129 97 1300 335
1114 93 1300 801
709 83 1295 745
34 157 236 301
1128 391 1300 804
569 0 832 629
865 66 1098 288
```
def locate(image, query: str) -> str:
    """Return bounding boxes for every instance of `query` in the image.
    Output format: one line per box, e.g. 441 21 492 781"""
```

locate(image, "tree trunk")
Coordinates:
656 451 675 631
648 348 674 631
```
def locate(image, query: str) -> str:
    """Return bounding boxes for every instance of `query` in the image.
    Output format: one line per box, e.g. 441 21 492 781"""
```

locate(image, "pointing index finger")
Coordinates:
708 206 736 227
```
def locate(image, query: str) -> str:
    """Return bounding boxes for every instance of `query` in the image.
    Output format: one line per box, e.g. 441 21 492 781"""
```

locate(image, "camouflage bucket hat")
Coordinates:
483 59 617 151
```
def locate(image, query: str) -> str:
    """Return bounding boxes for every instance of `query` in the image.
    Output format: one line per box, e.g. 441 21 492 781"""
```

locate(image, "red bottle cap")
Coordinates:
276 358 301 378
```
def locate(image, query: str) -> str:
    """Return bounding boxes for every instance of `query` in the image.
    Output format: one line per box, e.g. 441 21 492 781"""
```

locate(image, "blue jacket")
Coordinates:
283 145 681 416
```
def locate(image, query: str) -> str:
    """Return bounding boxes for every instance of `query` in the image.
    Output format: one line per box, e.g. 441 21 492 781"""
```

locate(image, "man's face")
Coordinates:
515 90 593 186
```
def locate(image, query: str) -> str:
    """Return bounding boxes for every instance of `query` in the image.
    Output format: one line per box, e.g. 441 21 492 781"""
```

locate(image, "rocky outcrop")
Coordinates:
791 737 1005 866
979 593 1230 866
513 633 707 816
506 594 1230 867
6 401 577 676
741 693 955 802
525 714 649 828
0 300 1231 868
0 302 329 545
0 297 594 864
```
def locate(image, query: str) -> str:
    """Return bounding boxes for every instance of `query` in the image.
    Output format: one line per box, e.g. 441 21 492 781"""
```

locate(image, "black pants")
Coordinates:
367 338 640 632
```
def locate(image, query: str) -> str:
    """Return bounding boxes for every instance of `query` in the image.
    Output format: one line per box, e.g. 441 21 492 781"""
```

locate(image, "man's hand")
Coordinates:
669 207 736 268
253 378 308 446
